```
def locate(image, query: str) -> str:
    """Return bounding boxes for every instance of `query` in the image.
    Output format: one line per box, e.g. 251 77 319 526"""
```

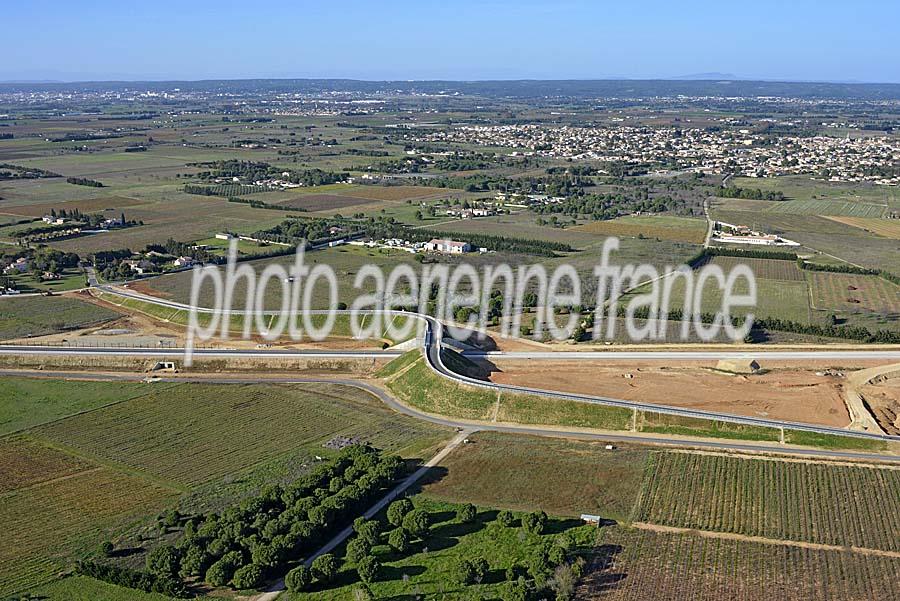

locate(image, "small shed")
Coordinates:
716 358 761 374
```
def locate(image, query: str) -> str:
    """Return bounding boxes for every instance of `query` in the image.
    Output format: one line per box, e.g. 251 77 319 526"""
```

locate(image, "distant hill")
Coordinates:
671 72 738 80
1 78 899 100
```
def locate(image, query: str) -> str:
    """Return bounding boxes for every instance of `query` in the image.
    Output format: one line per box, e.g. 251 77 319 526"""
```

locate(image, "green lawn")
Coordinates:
423 431 649 521
288 497 597 601
1 377 451 596
0 376 164 435
30 576 179 601
6 267 87 293
0 294 121 341
623 269 813 324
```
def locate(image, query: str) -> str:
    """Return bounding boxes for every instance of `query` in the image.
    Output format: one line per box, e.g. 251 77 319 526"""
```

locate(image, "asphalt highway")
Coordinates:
3 283 898 447
2 369 897 464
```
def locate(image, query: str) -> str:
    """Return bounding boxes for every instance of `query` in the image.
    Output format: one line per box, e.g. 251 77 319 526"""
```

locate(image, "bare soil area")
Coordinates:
485 359 866 427
10 302 384 352
862 378 900 435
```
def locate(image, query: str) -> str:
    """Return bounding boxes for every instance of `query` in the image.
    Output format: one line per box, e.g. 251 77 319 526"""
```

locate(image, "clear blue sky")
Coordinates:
4 0 899 82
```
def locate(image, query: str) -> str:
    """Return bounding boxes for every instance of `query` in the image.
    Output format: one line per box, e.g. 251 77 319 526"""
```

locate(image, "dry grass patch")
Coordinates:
808 272 900 314
423 431 649 520
572 215 707 244
824 216 900 239
0 437 94 493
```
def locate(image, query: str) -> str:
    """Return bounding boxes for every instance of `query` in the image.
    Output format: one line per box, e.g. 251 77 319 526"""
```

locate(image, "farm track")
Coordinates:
631 522 900 559
3 369 900 466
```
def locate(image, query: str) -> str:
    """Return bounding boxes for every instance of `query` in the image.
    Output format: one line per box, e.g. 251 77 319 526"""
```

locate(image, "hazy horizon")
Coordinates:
4 0 899 84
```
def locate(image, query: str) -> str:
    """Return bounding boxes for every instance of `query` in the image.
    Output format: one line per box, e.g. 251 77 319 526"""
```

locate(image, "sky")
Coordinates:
3 0 899 83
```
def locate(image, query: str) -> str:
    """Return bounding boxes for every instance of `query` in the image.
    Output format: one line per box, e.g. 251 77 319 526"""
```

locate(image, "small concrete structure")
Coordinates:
716 358 760 374
150 361 177 373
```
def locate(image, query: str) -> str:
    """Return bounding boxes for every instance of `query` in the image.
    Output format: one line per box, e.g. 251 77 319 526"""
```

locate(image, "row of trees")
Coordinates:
226 195 306 212
286 497 583 600
798 259 900 287
718 186 786 201
752 317 900 344
356 216 573 256
532 191 682 221
85 446 406 595
0 162 61 180
66 176 104 187
75 559 188 597
189 159 349 187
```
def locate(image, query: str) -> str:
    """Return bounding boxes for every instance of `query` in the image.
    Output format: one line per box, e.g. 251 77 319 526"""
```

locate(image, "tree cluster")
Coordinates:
106 446 406 595
66 176 104 187
718 186 786 201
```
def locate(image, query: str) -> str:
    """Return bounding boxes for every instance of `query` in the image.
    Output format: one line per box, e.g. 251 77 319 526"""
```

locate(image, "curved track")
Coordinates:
8 283 899 446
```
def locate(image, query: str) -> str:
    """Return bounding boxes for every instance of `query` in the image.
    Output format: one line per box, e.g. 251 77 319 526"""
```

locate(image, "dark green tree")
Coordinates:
522 510 547 535
387 528 410 553
285 565 312 592
402 509 431 539
457 503 477 523
357 555 381 584
312 553 338 583
497 509 516 527
232 563 264 589
387 498 413 527
146 545 180 578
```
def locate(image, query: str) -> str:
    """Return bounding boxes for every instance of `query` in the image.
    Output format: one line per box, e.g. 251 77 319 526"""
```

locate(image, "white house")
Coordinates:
173 256 196 268
4 257 29 274
424 239 471 254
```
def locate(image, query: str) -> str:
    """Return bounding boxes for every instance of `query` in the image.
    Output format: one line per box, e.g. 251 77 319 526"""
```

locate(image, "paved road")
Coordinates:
467 350 900 360
9 283 899 444
7 345 899 362
0 345 400 360
253 428 473 601
3 369 898 465
422 318 900 444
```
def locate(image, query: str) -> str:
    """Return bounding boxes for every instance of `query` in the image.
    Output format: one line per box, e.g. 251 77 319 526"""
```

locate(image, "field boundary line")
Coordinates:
0 380 178 438
21 434 188 494
669 448 900 471
491 389 501 422
631 522 900 558
380 360 420 384
0 466 104 498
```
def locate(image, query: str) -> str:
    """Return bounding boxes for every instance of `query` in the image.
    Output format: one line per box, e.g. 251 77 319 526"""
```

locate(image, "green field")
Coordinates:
572 214 708 244
1 465 178 596
623 268 813 324
386 356 497 420
423 432 649 521
579 525 900 601
730 176 893 209
0 377 450 596
34 382 448 487
0 376 163 435
633 451 900 550
30 576 179 601
808 271 900 315
0 294 121 341
764 198 886 217
290 497 596 601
